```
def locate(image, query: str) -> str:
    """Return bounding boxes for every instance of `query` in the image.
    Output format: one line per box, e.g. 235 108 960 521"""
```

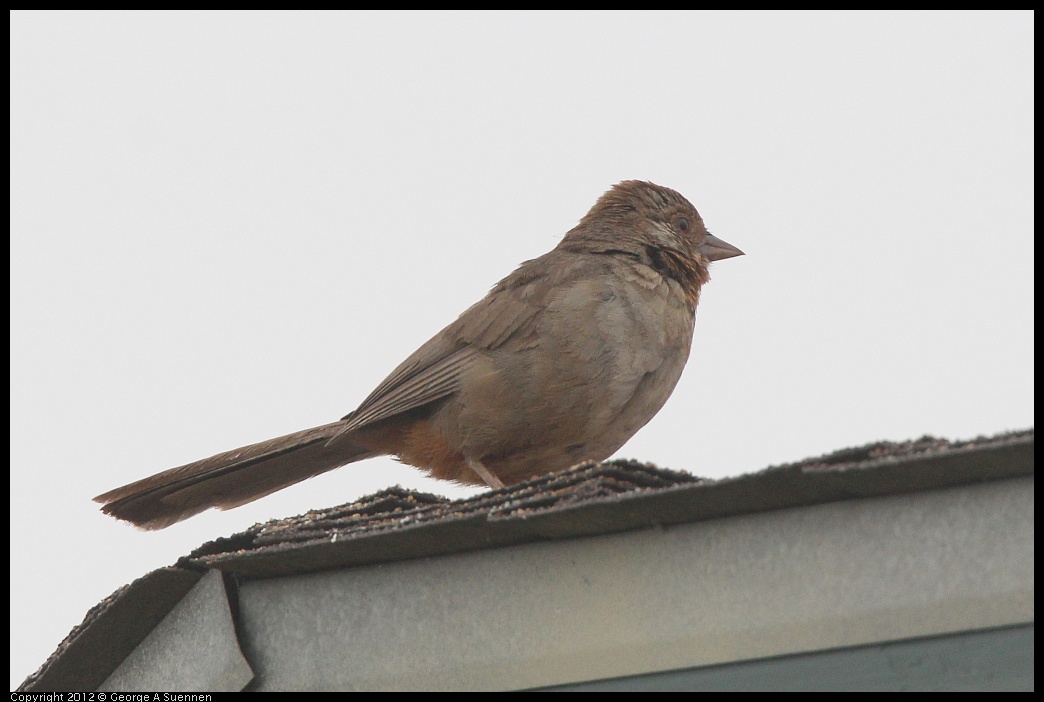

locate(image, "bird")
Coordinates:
94 180 743 529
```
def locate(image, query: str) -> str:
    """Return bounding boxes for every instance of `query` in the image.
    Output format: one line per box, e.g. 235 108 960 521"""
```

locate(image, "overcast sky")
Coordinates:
10 11 1033 688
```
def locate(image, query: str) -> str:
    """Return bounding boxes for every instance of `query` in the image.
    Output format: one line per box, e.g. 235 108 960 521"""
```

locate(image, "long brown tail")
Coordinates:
94 421 377 530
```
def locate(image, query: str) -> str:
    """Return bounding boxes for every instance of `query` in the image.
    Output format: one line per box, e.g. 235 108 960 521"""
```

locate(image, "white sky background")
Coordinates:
10 11 1033 688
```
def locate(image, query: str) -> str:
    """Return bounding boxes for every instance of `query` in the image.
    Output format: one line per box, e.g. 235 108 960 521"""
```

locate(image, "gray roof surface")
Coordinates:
20 428 1034 691
186 429 1034 579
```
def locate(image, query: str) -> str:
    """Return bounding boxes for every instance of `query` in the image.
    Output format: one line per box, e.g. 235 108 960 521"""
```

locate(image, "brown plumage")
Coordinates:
94 180 743 529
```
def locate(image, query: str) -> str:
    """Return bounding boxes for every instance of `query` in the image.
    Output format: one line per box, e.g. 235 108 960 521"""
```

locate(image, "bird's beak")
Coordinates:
700 233 744 261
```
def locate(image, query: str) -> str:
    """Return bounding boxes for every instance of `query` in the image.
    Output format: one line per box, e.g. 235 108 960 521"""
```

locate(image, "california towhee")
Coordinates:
95 180 743 529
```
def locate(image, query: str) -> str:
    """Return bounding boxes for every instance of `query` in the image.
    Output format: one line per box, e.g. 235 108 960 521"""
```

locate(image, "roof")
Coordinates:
20 429 1034 691
187 429 1033 579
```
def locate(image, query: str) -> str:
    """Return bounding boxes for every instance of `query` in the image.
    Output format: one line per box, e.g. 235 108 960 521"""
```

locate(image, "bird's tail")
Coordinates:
93 421 377 530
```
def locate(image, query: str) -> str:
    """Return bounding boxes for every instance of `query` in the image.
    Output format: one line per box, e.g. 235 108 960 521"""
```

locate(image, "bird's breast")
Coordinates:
421 258 696 484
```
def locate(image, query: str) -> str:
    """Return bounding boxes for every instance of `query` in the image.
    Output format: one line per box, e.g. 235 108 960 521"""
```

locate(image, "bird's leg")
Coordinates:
466 456 506 489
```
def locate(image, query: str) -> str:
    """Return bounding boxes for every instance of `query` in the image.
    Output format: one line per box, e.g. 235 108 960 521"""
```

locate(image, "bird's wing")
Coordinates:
340 340 480 431
339 252 560 433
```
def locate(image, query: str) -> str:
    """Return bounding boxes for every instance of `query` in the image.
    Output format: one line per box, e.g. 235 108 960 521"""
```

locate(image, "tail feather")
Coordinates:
94 421 377 530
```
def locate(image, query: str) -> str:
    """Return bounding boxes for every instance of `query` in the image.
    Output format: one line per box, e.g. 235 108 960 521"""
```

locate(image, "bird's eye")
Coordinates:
676 217 690 232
